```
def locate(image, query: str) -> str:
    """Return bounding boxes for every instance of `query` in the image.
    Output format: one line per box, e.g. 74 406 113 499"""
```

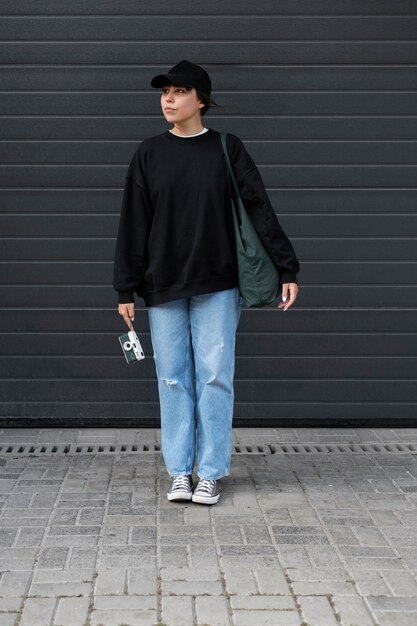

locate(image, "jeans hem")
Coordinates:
168 471 193 478
197 471 229 481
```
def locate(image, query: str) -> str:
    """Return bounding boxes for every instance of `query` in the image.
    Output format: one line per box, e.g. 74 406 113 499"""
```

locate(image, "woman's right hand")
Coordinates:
118 303 135 330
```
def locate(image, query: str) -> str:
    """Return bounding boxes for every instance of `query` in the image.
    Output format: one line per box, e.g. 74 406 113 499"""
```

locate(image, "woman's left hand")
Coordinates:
277 282 299 311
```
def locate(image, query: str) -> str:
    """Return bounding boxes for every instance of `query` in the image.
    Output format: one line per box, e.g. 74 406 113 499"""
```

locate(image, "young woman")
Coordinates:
113 60 299 505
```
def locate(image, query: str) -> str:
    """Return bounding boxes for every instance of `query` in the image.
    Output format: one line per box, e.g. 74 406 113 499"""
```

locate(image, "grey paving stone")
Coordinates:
0 615 19 626
292 581 357 596
29 581 92 597
20 597 56 626
328 527 359 545
279 545 312 569
376 612 417 626
241 525 272 544
307 545 343 569
91 609 157 625
127 568 158 595
290 507 321 526
161 532 214 545
222 555 281 569
352 526 389 546
78 508 105 524
299 596 339 626
0 529 17 546
101 545 156 558
44 535 99 548
183 504 211 524
339 545 395 557
159 507 184 525
4 493 32 506
94 595 157 609
259 507 293 525
359 493 415 510
220 545 276 556
0 571 32 596
333 595 375 626
69 547 98 569
160 544 189 567
254 567 291 595
223 567 258 595
370 509 402 526
104 513 156 526
36 547 68 569
102 526 129 544
188 544 219 567
354 571 391 596
94 568 125 595
33 568 95 583
367 596 417 611
382 570 417 595
0 597 23 611
162 580 223 595
195 596 231 626
160 523 212 536
15 527 45 547
230 596 295 609
160 565 221 581
51 509 78 525
274 534 329 545
161 595 194 626
322 515 375 527
346 556 405 572
233 609 301 625
213 524 244 543
130 525 157 544
53 596 90 626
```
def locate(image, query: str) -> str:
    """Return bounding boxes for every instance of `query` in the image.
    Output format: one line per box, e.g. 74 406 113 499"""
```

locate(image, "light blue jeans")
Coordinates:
148 287 242 480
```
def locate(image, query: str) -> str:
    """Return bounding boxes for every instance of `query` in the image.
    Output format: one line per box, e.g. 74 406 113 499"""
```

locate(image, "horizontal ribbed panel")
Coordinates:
1 1 416 424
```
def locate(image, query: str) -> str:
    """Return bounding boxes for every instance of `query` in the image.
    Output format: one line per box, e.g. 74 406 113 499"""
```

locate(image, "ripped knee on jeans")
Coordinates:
161 378 177 387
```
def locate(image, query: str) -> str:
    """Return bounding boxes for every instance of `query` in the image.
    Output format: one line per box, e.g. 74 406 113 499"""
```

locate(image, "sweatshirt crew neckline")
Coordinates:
169 127 209 138
163 128 213 145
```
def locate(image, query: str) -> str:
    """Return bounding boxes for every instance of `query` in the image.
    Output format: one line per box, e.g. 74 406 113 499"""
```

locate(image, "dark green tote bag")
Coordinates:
220 132 280 308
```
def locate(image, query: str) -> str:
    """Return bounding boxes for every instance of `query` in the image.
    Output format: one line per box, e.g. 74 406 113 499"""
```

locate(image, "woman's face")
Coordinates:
161 85 204 124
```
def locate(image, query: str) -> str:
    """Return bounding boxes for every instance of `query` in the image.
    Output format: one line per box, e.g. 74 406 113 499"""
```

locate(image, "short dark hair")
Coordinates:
195 88 219 116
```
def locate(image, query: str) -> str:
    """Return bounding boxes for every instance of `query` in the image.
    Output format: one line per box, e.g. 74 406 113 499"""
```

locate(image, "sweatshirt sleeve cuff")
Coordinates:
280 272 298 285
118 291 135 304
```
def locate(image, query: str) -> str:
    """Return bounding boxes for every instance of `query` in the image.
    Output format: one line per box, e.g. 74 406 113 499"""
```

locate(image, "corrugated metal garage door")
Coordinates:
1 1 417 426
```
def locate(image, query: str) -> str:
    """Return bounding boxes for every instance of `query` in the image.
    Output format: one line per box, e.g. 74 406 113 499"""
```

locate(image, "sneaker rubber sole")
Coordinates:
191 492 220 505
167 490 193 502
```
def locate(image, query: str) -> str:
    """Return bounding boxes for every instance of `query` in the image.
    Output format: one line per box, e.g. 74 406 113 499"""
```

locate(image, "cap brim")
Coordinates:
150 73 195 88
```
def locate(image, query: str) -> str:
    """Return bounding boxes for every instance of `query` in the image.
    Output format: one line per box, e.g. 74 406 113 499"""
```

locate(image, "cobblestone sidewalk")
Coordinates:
1 428 417 625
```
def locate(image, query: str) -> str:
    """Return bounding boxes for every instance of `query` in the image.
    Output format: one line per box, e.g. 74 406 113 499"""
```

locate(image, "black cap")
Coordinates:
151 59 212 96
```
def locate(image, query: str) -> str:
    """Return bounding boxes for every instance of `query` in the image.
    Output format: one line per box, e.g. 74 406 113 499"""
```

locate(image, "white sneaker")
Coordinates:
167 474 193 501
192 479 221 505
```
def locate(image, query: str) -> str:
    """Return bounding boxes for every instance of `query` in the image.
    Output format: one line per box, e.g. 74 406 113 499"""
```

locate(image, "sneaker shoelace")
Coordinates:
195 479 216 495
171 475 191 492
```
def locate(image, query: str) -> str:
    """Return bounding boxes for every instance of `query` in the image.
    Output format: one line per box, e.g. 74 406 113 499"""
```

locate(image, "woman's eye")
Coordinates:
162 88 184 94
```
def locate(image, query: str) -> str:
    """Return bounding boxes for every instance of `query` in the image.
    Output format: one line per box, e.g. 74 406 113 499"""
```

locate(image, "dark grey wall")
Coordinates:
1 1 417 425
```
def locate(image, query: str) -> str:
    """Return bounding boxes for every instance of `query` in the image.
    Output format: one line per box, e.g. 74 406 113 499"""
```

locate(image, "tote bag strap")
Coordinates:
220 132 241 201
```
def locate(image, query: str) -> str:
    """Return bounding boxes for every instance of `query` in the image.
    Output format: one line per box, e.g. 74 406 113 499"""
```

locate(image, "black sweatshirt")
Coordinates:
113 128 300 307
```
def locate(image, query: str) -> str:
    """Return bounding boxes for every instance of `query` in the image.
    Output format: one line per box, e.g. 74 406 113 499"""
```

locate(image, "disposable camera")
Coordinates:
119 330 145 364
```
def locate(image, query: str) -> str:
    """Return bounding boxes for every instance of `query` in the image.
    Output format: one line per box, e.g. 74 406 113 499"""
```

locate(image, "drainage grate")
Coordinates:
0 442 417 457
234 443 417 455
0 443 161 457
